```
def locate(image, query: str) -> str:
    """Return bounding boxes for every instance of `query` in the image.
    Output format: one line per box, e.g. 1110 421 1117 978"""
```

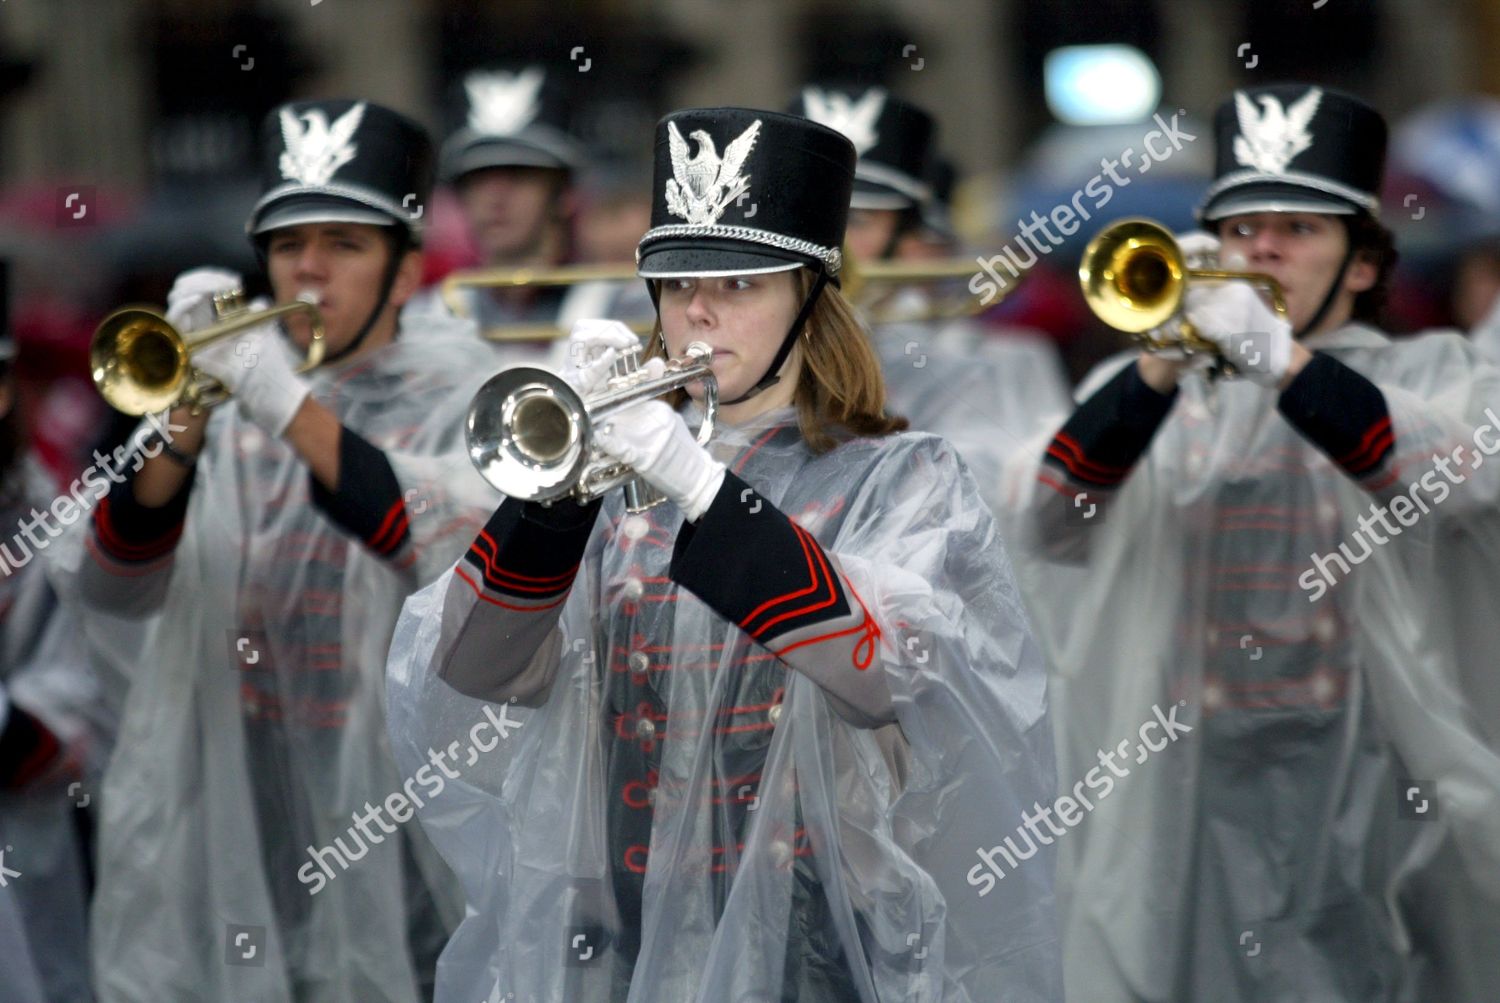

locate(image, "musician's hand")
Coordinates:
561 319 645 397
1175 231 1221 269
194 314 310 438
165 267 243 334
594 400 725 522
1183 281 1293 387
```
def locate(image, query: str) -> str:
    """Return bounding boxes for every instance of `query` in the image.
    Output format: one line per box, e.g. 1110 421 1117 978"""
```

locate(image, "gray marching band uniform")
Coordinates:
387 106 1062 1003
1000 86 1500 1002
49 101 499 1001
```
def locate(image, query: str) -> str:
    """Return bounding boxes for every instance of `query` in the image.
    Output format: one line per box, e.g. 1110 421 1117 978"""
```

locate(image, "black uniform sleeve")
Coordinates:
455 495 603 610
1041 362 1178 490
91 464 196 565
308 428 414 559
0 704 61 789
1277 350 1395 480
672 471 890 726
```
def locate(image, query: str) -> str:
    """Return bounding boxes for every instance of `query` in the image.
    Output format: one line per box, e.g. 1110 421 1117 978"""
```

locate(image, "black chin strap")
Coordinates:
1293 219 1358 339
721 270 829 406
323 237 407 363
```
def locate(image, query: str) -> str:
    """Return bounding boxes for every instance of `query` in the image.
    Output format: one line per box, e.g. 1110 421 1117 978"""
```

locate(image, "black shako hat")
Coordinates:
636 107 854 281
246 99 434 245
1198 84 1387 223
788 86 935 210
439 66 585 181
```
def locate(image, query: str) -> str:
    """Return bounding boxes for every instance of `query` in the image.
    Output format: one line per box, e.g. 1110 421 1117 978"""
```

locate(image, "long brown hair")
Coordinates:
647 267 907 454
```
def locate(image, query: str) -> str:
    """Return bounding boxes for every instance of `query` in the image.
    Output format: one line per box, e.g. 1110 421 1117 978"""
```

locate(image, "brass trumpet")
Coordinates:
1079 217 1287 357
466 341 717 513
91 289 326 415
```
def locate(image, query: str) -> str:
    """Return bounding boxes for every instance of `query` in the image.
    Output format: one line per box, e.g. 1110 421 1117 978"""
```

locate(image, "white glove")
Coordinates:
166 267 243 334
193 303 311 437
1175 230 1221 270
561 319 646 397
594 400 725 522
1183 281 1293 386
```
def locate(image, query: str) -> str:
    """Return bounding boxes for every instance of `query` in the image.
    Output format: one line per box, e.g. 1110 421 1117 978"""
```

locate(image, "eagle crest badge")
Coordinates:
278 102 366 186
664 119 762 226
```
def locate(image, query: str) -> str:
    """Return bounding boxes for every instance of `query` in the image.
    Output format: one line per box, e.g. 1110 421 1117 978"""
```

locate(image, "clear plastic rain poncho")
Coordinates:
386 407 1061 1002
868 291 1071 508
998 324 1500 1002
47 312 501 1001
2 456 115 1002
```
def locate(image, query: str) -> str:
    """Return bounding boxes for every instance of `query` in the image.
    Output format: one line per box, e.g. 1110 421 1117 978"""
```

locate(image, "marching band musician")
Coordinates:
0 281 112 1003
385 107 1061 1001
418 65 650 356
1001 84 1500 1001
789 85 1070 503
50 100 497 1000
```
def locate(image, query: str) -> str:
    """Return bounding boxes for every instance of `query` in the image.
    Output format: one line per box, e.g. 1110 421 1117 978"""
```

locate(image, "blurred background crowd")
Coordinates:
3 0 1500 483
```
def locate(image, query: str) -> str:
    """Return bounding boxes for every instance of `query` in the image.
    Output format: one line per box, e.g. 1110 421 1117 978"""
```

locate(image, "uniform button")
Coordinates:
1309 669 1336 704
622 577 644 600
622 515 650 541
1313 614 1336 645
646 787 657 805
767 702 783 725
628 651 650 673
635 717 657 741
769 839 792 867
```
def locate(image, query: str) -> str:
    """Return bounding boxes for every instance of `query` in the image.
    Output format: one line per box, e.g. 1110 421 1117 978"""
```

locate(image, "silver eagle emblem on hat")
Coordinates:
1233 87 1322 175
664 119 761 226
799 86 884 156
278 102 366 187
465 67 544 137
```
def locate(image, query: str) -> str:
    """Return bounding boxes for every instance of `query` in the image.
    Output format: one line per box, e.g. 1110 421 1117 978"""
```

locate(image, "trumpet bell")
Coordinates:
90 307 193 415
466 341 716 512
467 368 590 504
1079 218 1185 334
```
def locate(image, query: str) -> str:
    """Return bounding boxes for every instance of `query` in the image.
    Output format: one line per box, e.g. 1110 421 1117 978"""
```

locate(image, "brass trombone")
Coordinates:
439 256 1019 342
90 290 326 416
466 341 717 513
1079 217 1288 358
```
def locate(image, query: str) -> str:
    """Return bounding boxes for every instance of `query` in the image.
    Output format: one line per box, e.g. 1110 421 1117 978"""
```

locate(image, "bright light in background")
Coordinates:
1044 45 1161 126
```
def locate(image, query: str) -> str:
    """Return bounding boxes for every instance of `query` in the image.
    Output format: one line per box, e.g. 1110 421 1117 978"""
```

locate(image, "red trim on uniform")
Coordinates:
1047 432 1130 483
93 496 184 562
466 531 580 594
772 577 881 670
740 522 839 639
731 427 782 475
455 565 570 611
367 498 410 553
1336 416 1394 474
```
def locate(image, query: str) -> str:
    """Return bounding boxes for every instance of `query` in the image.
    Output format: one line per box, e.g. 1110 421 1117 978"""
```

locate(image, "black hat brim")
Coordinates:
251 194 400 235
1200 181 1364 222
637 237 813 279
444 138 578 181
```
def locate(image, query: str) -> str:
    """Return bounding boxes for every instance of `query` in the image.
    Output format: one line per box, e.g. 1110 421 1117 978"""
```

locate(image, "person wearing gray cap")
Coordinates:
51 99 499 1000
1000 83 1500 1002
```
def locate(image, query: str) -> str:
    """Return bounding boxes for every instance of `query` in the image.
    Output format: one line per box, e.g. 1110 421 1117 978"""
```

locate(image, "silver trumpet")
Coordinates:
466 341 717 513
